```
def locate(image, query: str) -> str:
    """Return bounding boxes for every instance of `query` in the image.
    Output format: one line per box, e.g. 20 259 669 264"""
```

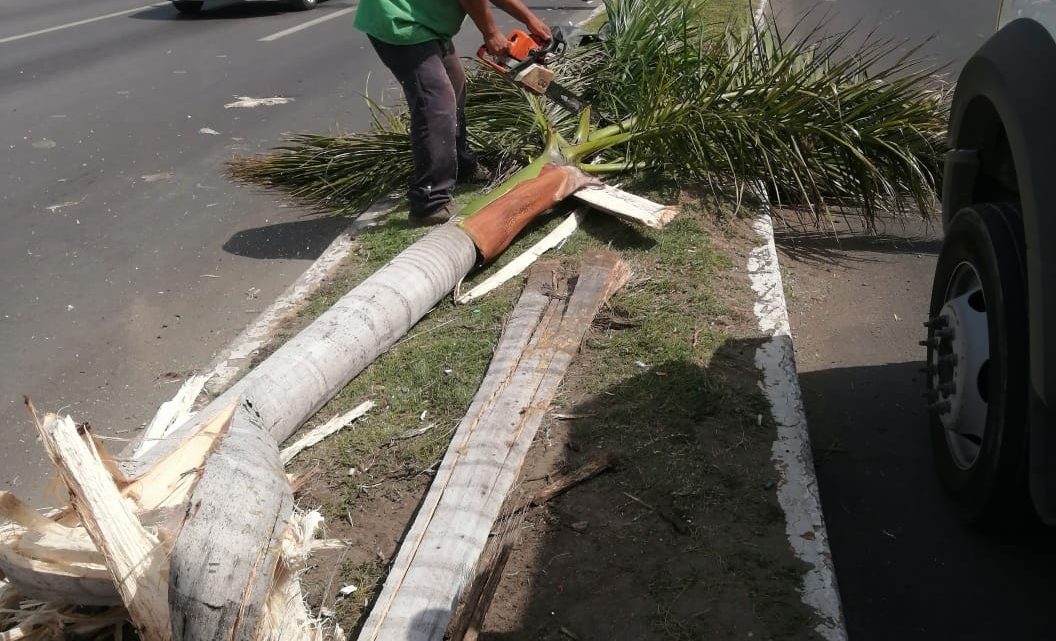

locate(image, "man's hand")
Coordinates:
484 29 510 56
526 19 551 42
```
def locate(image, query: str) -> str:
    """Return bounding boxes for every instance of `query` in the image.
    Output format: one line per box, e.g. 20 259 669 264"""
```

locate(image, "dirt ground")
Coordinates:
288 210 824 641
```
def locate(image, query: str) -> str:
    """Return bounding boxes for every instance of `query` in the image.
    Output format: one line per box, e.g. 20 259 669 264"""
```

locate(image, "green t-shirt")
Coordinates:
354 0 467 45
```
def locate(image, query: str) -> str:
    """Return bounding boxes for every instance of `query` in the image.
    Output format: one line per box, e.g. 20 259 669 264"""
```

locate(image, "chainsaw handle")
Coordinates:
476 46 508 74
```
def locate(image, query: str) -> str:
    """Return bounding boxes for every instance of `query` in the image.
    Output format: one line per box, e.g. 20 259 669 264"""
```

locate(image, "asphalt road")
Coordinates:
772 0 1056 638
0 0 595 503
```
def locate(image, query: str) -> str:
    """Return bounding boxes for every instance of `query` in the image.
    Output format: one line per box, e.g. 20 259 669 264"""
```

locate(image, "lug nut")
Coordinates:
935 327 955 340
923 316 949 329
939 354 959 366
919 338 939 349
939 382 956 396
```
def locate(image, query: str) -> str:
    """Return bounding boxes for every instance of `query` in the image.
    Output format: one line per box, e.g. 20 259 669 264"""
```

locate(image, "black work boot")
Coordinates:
408 201 460 226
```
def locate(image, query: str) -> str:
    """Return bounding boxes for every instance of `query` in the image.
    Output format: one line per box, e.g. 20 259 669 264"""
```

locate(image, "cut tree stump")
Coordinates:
358 250 631 641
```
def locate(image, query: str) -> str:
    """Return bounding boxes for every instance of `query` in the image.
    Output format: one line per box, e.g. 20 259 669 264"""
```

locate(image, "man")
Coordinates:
355 0 551 225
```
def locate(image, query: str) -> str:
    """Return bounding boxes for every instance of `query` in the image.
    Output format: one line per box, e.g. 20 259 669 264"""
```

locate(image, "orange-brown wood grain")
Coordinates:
461 164 599 263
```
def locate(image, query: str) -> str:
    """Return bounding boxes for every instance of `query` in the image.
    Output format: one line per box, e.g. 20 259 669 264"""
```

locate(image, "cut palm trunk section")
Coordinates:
460 164 598 263
0 402 318 641
359 250 631 641
455 186 680 305
0 404 234 608
571 183 680 229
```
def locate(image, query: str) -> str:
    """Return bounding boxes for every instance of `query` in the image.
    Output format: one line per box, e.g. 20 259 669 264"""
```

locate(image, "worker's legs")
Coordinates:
369 37 459 217
437 41 479 179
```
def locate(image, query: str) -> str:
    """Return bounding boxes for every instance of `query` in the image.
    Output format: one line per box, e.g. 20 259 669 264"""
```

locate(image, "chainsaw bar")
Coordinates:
544 81 590 118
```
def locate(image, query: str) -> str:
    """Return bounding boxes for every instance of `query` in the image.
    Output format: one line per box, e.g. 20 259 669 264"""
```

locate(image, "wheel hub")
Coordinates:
929 263 990 469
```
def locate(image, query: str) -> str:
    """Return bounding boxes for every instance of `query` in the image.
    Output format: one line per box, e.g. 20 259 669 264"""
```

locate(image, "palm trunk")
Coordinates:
3 165 598 641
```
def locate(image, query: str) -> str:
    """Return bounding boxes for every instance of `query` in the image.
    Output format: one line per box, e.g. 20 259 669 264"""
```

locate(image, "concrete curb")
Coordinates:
749 212 848 641
748 2 846 638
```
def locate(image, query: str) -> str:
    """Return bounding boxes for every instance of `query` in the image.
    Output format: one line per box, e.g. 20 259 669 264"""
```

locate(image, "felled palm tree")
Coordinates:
0 4 950 640
231 0 947 226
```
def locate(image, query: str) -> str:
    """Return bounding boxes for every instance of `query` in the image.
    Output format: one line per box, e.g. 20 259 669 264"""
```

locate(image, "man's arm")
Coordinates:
459 0 551 55
491 0 551 41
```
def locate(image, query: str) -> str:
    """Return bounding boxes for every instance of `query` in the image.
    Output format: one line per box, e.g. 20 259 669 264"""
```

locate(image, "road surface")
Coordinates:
0 0 595 503
772 0 1056 638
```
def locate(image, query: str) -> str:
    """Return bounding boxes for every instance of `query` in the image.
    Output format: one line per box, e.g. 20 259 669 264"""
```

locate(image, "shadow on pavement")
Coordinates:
776 229 944 266
223 215 350 259
772 209 943 266
800 361 1056 640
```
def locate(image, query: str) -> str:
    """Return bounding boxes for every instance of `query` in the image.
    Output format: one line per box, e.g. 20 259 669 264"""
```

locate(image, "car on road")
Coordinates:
171 0 317 14
926 0 1056 525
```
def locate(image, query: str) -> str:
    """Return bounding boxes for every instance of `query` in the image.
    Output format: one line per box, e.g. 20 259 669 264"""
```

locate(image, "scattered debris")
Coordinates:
390 424 433 443
337 585 358 600
139 173 174 183
45 201 80 213
280 400 375 466
31 139 56 150
528 451 615 509
224 96 294 109
198 128 220 135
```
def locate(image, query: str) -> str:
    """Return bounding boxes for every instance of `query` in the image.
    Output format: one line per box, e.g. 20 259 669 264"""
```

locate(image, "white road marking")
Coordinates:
258 7 355 42
0 3 169 45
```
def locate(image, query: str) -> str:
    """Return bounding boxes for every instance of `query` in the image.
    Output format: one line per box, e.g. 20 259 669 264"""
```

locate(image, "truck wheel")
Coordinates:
287 0 317 10
172 1 203 14
925 203 1029 525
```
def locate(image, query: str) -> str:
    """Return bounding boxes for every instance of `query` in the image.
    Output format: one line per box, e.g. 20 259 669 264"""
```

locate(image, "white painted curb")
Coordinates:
749 211 848 640
748 0 847 634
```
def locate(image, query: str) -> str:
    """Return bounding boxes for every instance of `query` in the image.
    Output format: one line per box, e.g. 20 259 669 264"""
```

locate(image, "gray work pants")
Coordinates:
369 36 477 217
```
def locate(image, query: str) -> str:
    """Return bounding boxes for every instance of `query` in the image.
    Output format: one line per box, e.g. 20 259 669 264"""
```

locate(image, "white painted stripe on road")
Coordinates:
258 7 355 42
0 3 169 45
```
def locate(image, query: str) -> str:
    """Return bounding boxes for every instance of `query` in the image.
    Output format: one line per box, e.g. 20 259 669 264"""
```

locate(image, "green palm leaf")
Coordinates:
229 0 948 225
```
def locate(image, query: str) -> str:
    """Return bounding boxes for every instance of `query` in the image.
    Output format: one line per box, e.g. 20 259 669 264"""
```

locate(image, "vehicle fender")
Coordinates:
946 18 1056 410
945 18 1056 520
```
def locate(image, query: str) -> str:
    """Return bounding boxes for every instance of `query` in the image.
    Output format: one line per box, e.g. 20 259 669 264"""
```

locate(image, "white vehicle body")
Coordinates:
1000 0 1056 30
926 0 1056 524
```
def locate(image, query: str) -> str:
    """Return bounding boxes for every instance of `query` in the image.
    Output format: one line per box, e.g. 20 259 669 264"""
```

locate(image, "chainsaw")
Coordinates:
476 26 592 118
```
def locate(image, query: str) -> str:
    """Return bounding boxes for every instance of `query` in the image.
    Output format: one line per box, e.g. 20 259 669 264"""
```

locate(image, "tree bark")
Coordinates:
167 400 294 641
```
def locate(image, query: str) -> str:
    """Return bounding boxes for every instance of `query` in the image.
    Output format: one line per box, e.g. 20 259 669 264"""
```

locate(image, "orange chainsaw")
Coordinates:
476 26 591 117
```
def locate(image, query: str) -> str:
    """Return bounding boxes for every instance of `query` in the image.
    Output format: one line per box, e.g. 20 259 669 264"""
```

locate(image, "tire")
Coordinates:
172 1 203 14
287 0 317 10
925 202 1029 525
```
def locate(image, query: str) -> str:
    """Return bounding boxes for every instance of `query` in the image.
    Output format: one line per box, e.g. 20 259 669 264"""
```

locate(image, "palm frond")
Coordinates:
229 0 948 225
